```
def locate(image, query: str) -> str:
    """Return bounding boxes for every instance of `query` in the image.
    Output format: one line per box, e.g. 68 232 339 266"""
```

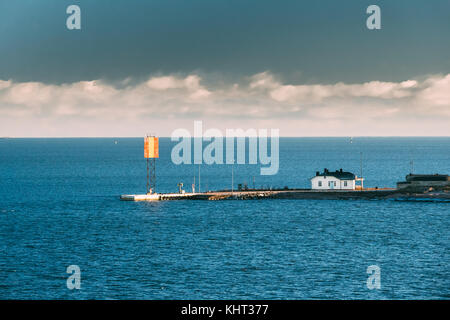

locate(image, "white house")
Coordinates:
311 168 359 190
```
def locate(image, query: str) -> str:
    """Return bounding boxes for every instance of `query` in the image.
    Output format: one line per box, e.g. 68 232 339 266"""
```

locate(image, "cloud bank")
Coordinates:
0 72 449 136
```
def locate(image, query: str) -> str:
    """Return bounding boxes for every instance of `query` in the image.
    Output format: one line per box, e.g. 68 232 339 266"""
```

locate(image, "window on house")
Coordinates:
344 181 348 187
318 181 322 187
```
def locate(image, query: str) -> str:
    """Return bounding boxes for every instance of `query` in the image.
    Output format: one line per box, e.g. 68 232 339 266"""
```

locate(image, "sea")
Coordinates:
0 137 449 299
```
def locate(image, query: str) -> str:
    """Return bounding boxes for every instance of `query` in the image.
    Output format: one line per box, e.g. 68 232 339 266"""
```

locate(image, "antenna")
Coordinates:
360 151 363 179
409 147 415 174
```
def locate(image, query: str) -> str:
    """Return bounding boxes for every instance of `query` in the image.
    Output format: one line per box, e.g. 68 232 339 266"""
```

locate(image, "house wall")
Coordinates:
311 176 355 190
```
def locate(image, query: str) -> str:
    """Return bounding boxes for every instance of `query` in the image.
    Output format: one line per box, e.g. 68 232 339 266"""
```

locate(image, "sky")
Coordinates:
0 0 449 137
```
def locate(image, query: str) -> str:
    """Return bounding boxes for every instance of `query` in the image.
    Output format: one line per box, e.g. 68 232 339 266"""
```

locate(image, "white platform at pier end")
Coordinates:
121 192 201 201
120 194 161 201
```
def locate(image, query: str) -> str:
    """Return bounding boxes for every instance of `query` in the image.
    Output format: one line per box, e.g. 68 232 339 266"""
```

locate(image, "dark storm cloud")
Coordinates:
1 0 449 84
1 1 449 137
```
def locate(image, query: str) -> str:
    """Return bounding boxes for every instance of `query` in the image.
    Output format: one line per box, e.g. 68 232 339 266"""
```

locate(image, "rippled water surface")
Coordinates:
0 138 449 299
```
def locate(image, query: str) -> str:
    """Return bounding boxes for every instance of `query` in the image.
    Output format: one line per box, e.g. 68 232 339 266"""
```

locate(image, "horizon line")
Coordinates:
2 136 450 139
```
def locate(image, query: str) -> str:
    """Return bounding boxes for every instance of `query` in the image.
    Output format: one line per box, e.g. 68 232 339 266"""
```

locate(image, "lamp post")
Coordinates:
231 161 234 194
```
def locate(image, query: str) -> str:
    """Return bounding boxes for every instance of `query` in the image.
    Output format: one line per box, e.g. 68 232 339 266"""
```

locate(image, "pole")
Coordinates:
198 165 201 193
231 163 234 193
360 152 363 191
150 157 156 194
146 157 149 194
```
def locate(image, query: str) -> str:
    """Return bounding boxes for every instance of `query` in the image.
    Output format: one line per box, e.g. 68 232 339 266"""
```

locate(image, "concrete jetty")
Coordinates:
121 171 450 202
120 188 445 201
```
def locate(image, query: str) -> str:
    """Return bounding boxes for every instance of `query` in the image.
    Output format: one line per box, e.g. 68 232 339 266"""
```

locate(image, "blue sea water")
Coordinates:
0 137 449 299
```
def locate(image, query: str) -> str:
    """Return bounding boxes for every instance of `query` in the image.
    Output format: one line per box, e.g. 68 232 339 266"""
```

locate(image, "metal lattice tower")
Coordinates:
144 135 159 194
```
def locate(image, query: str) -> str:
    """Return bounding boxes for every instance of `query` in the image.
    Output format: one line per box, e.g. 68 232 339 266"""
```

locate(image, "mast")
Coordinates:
231 162 234 193
360 151 364 190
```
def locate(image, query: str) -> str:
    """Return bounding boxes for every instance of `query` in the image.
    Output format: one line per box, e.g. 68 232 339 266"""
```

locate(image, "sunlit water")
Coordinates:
0 137 449 299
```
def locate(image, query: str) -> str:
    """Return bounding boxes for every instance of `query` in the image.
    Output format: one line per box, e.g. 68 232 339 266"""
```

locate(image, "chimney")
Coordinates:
316 171 320 176
340 168 343 173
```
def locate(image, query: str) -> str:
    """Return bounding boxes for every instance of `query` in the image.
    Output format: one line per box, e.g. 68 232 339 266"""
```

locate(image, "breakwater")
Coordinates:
120 189 450 201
